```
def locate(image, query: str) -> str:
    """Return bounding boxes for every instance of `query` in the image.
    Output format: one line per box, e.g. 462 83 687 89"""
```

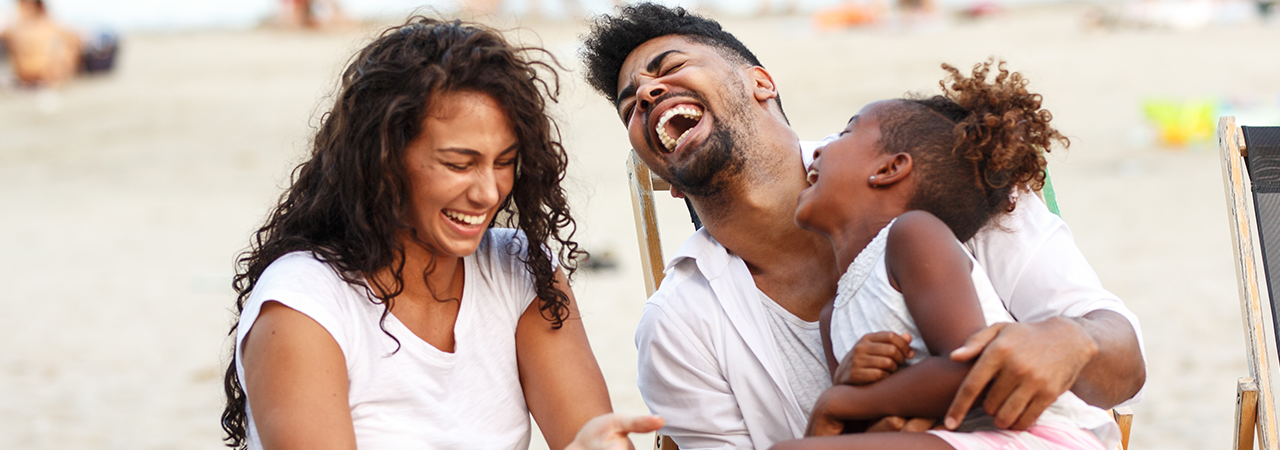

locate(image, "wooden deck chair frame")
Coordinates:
627 149 1132 450
1218 116 1280 450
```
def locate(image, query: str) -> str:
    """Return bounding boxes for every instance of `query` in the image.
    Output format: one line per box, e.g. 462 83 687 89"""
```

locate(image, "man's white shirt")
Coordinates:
634 140 1146 450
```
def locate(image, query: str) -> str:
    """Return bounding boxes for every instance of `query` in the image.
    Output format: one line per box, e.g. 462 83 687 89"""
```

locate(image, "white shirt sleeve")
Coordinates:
636 300 752 449
799 135 840 172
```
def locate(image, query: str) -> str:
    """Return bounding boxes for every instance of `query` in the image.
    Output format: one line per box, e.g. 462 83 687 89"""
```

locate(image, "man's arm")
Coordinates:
943 309 1144 430
1073 309 1146 406
637 302 752 449
946 193 1146 430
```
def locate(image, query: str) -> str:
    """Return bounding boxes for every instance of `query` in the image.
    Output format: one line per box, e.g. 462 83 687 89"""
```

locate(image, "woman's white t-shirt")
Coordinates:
235 229 548 450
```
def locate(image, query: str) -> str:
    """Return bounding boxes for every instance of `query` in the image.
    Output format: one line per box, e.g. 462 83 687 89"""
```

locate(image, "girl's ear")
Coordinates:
869 153 912 188
747 66 778 103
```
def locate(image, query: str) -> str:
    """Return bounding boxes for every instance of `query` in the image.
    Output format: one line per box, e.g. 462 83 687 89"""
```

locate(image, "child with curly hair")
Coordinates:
778 60 1122 450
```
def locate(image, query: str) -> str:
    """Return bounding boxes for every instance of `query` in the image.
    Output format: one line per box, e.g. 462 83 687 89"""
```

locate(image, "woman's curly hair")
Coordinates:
878 59 1068 241
219 17 582 448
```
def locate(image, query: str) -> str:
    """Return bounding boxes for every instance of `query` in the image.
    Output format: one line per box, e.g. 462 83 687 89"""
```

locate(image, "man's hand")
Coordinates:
943 318 1097 431
833 332 915 386
565 413 665 450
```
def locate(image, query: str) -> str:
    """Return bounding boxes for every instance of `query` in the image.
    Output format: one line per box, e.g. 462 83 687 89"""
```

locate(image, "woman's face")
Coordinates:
402 90 517 258
794 102 889 238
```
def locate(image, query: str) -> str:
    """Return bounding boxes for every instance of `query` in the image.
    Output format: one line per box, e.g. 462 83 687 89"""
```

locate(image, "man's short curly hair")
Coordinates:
580 2 765 105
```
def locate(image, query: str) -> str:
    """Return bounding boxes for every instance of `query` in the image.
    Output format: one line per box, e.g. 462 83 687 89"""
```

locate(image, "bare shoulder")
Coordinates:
243 301 344 362
885 211 972 281
241 301 354 449
887 211 961 255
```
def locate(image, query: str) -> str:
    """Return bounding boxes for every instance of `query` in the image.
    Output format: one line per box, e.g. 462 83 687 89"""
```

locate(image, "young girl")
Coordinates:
781 61 1121 450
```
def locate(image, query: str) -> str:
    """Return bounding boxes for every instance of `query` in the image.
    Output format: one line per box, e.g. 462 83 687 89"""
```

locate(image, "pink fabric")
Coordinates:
927 421 1108 450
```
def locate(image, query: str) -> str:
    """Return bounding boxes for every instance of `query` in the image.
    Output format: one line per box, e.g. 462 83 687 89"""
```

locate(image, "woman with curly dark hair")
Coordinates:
220 17 660 450
778 60 1120 450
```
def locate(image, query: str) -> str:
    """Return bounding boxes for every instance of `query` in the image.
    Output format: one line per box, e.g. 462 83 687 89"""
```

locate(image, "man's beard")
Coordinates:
668 126 741 198
667 95 750 199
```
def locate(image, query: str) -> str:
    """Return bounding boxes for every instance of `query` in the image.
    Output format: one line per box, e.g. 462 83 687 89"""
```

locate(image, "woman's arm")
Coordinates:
240 301 356 450
810 211 991 430
516 269 613 450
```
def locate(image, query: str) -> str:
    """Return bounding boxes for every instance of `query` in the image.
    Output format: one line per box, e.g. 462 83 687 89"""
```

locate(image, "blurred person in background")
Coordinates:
1258 0 1275 19
0 0 79 86
461 0 504 16
278 0 350 29
221 17 660 450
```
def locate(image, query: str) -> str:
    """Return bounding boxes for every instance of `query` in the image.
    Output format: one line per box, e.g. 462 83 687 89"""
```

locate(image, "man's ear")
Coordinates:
869 153 913 188
747 66 777 103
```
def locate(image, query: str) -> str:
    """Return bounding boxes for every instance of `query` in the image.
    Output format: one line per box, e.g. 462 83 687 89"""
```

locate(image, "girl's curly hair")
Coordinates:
219 17 583 448
878 59 1068 241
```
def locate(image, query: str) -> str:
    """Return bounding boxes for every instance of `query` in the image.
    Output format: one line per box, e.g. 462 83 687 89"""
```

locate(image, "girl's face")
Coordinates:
402 90 517 258
794 102 890 238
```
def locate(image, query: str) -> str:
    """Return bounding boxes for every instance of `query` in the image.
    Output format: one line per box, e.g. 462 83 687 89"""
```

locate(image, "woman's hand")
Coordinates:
565 413 665 450
833 331 914 386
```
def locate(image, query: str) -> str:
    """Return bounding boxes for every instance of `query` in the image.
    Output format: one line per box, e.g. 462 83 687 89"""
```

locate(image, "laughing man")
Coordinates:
579 4 1146 449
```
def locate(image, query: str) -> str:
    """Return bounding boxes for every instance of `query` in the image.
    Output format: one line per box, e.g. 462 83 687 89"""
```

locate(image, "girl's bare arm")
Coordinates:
810 211 991 427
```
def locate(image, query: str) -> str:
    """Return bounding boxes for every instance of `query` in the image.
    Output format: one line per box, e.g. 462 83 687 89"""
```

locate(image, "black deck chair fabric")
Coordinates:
1245 126 1280 357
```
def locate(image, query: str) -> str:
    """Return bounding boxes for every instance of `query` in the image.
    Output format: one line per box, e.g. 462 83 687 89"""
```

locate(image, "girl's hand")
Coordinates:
805 389 848 437
833 332 914 386
565 413 665 450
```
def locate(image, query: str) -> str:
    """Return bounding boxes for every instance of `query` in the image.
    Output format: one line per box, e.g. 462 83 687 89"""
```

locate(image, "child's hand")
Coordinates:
833 331 914 386
805 387 850 437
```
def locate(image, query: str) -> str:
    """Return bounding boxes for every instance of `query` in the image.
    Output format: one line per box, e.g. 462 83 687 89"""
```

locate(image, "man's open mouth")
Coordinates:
655 104 704 153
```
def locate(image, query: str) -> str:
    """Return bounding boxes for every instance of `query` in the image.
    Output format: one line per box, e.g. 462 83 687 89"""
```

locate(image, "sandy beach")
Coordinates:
1 4 1277 449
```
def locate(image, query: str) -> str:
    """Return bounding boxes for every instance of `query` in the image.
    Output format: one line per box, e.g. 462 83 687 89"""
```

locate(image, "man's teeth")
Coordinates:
656 105 703 152
444 210 485 226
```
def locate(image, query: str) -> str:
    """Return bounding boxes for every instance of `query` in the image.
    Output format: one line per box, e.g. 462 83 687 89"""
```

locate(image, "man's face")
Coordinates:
615 35 752 197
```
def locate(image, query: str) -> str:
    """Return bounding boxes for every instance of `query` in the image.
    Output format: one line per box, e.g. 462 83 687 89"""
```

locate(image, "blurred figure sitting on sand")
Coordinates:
460 0 623 20
1085 0 1262 30
1 0 79 87
814 0 941 30
278 0 351 30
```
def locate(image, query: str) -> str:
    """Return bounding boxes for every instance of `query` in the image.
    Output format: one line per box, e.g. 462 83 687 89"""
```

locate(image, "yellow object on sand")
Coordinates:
1142 98 1216 148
